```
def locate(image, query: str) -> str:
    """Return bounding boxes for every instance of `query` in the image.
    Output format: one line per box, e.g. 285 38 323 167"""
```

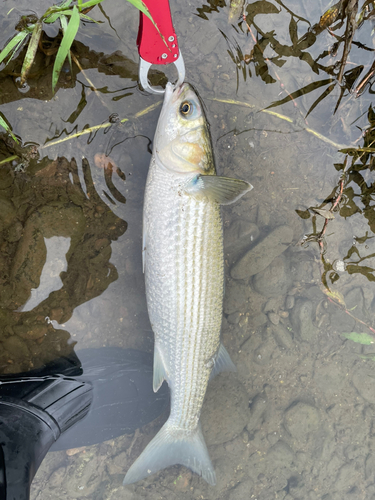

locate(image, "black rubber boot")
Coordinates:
0 375 92 500
0 347 169 499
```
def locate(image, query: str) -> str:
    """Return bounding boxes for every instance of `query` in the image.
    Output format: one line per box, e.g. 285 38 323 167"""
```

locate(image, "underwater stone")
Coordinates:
201 373 249 445
352 368 375 404
270 324 294 349
284 402 320 442
253 254 292 297
290 299 319 342
231 224 293 280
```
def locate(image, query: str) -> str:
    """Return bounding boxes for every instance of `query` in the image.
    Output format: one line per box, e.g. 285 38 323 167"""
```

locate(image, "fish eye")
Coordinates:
180 101 193 117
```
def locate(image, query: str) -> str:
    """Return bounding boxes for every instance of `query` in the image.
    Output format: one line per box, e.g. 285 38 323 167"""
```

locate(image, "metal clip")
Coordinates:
139 52 185 95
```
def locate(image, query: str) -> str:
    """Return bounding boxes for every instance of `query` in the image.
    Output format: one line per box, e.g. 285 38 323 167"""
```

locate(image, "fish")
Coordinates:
123 82 252 486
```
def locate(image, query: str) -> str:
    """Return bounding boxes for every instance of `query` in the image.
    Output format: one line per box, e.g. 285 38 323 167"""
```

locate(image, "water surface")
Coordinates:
1 1 375 499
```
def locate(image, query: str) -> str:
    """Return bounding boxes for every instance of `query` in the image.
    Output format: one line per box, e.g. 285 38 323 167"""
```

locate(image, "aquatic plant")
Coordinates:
0 0 154 91
0 0 155 137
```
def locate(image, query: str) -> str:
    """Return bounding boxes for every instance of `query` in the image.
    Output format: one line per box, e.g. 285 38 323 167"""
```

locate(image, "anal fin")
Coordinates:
153 347 168 392
209 343 236 380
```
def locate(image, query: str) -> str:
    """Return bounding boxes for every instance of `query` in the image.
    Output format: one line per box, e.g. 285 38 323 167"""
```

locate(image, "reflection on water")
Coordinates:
21 236 70 312
1 0 375 498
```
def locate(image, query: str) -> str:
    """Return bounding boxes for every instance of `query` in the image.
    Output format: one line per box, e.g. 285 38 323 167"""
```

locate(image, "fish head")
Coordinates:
154 83 215 175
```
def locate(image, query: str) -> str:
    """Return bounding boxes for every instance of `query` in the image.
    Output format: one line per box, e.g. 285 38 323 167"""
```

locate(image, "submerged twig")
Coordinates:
71 52 106 107
0 155 19 166
209 97 350 149
337 0 358 84
317 177 344 251
242 13 302 113
41 101 162 149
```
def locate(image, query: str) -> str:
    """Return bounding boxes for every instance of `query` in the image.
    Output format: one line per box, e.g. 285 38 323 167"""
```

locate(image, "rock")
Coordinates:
231 225 293 280
365 453 375 480
3 335 29 358
253 336 277 365
48 466 67 488
290 299 319 342
248 393 268 432
224 281 266 316
64 450 107 498
264 297 284 313
228 480 255 500
201 374 249 445
268 312 279 325
352 368 375 404
284 403 320 442
0 165 13 189
253 255 292 297
290 252 317 283
313 363 345 399
13 323 47 339
225 220 260 265
0 196 16 232
267 440 295 467
286 295 295 309
4 221 23 242
248 312 268 328
224 282 252 314
334 463 360 492
270 324 294 349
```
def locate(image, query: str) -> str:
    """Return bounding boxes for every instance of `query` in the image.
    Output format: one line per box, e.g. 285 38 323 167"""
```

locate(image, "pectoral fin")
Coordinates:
185 175 253 205
209 343 237 380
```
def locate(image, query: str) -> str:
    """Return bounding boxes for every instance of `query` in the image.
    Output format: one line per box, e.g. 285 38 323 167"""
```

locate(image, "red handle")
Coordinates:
137 0 180 65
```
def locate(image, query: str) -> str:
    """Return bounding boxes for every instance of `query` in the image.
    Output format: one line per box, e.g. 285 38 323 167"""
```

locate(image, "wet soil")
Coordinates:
1 0 375 499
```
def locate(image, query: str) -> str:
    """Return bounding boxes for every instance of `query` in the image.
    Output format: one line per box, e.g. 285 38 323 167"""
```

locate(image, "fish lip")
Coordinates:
171 82 189 103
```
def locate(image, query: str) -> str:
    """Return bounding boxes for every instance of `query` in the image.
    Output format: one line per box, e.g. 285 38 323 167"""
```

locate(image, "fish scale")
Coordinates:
145 159 223 428
123 82 252 486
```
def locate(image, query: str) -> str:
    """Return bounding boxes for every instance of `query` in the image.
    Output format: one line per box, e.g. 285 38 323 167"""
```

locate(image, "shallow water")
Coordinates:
1 0 375 499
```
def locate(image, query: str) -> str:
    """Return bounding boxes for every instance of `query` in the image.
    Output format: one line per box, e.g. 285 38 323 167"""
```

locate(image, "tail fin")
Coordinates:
123 421 216 486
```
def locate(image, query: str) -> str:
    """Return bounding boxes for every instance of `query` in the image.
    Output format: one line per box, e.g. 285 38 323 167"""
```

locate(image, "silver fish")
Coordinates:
123 82 252 486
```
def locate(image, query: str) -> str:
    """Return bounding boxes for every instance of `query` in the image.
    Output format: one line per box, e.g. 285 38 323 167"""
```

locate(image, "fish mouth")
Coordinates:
171 82 191 102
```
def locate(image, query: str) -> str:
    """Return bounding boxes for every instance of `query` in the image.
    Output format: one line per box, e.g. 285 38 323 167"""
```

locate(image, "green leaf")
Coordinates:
0 29 31 68
343 332 375 345
21 21 43 85
44 8 73 23
125 0 166 45
79 13 101 23
52 5 80 93
78 0 105 11
125 0 155 23
60 15 72 68
43 0 73 22
0 114 18 143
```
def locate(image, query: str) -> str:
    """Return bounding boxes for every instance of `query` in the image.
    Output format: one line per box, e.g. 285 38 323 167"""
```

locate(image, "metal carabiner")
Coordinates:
137 0 185 94
138 52 185 95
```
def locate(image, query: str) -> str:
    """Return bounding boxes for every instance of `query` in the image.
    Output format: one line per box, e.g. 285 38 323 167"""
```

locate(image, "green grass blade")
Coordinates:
78 0 105 11
79 13 101 23
60 15 72 68
0 29 30 67
124 0 167 45
125 0 153 21
343 332 375 345
52 5 80 93
21 21 43 84
0 114 18 143
43 0 73 21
